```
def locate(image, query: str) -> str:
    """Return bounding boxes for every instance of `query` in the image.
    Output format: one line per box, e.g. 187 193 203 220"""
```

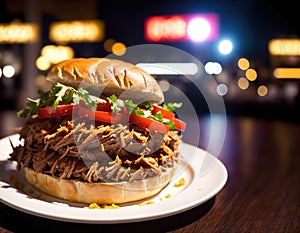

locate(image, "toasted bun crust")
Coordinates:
46 58 164 104
23 165 176 204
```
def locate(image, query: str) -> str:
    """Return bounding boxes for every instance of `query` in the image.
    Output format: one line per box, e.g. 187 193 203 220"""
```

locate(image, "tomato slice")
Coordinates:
130 114 169 134
151 105 186 132
38 104 74 118
151 105 175 120
76 106 127 123
172 118 186 132
96 98 111 112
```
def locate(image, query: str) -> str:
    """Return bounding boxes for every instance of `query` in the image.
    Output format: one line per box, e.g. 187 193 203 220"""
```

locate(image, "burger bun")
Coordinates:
46 58 164 104
22 164 177 204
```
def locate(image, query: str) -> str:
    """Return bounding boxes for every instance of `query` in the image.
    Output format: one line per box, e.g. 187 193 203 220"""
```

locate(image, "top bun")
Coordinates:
46 58 164 104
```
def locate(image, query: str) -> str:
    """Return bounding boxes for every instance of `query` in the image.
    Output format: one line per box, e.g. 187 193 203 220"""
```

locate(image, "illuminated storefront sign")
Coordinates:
269 39 300 55
0 22 39 43
269 39 300 79
49 20 105 43
145 13 219 42
273 68 300 79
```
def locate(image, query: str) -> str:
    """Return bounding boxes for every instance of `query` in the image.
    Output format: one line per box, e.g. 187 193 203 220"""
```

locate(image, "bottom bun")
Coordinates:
22 165 177 204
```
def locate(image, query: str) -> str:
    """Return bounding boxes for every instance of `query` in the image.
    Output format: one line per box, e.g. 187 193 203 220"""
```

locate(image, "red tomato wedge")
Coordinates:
96 102 111 112
96 98 111 112
151 105 175 120
38 104 74 118
172 117 186 132
130 114 169 134
76 106 127 123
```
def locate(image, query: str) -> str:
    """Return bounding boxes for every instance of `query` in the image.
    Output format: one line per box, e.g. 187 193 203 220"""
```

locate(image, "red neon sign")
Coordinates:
144 13 219 42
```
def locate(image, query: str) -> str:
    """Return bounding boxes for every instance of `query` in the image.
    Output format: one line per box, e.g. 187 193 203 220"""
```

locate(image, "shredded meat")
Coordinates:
9 115 181 183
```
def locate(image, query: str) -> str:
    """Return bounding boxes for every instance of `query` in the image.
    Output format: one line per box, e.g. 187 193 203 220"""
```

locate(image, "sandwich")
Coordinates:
9 57 186 204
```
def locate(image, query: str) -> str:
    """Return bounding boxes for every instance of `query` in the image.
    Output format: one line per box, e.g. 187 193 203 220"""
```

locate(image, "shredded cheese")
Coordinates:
173 177 186 187
88 203 120 209
165 194 171 198
102 203 120 209
138 200 155 206
89 203 101 209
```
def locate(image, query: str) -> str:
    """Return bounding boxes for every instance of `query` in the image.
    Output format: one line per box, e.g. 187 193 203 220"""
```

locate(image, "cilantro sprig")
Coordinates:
17 83 98 118
124 100 152 115
123 100 179 130
162 102 182 112
150 111 176 130
107 95 125 113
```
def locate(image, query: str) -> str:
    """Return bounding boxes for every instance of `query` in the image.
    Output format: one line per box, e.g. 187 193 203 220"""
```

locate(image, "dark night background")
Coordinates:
98 0 300 62
2 0 300 61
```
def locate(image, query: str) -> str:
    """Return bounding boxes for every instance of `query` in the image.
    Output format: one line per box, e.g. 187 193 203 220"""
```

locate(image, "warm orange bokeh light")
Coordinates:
245 68 257 81
237 58 250 70
273 68 300 79
269 39 300 55
257 85 268 96
237 77 249 90
112 42 126 56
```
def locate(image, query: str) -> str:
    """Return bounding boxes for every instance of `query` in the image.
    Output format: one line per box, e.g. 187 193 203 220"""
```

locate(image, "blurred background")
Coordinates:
0 0 299 138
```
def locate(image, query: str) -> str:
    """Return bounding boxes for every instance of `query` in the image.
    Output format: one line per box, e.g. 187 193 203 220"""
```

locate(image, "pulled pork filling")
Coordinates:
10 115 181 183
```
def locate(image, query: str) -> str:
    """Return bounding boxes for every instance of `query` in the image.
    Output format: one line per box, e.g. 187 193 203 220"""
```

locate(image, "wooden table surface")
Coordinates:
0 112 299 233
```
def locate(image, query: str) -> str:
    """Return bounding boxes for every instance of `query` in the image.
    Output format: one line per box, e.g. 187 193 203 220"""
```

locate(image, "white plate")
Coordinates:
0 134 227 224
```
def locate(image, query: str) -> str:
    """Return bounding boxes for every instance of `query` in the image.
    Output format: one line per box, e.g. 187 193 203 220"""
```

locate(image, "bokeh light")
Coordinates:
103 38 116 53
204 62 222 75
257 85 268 96
216 83 228 96
187 17 211 42
237 77 249 90
112 42 126 56
36 56 51 71
237 58 250 70
3 65 15 78
245 68 257 81
218 39 233 55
